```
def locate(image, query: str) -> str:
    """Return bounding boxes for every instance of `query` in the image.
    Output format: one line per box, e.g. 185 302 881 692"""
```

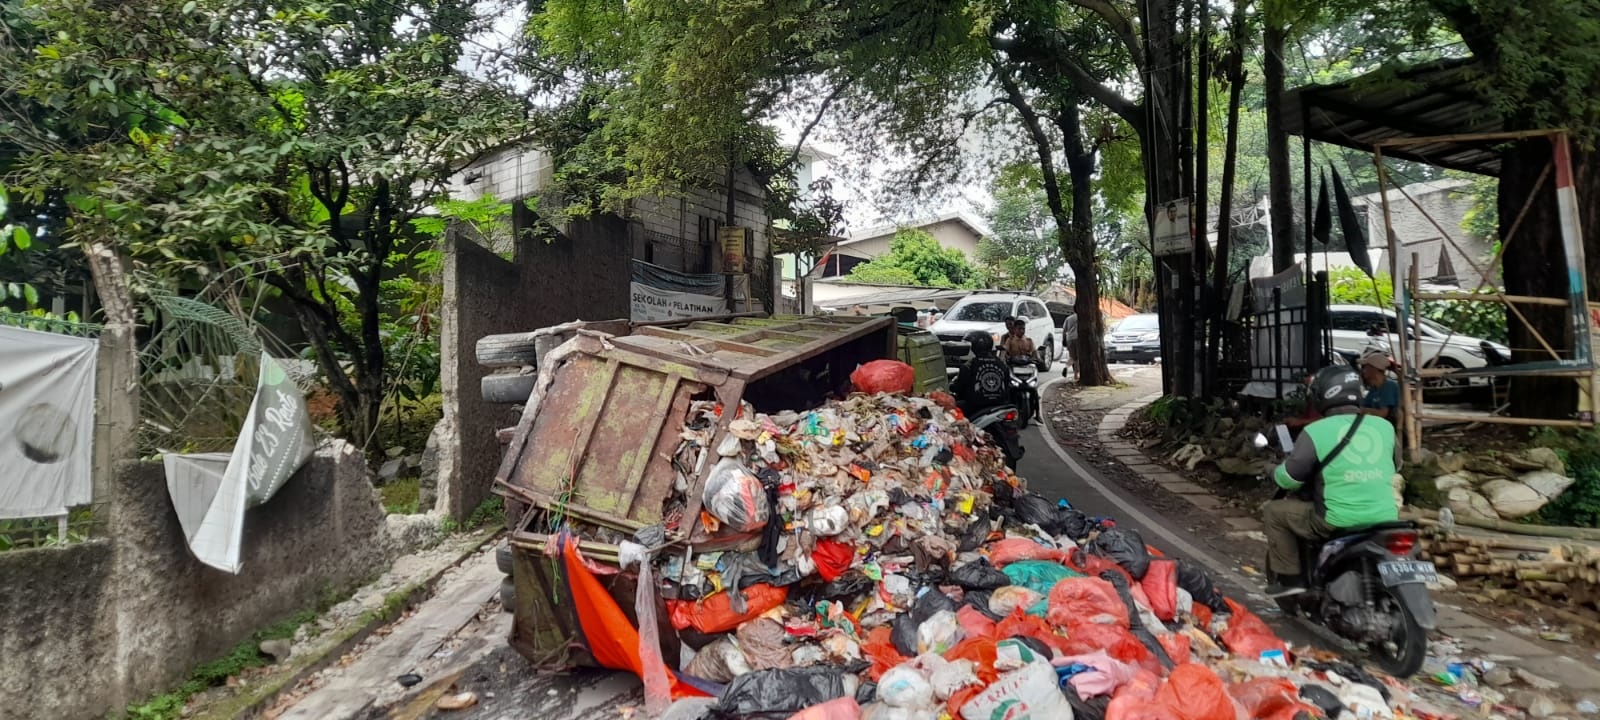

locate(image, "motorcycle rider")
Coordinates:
953 330 1013 418
999 317 1036 362
1263 365 1401 597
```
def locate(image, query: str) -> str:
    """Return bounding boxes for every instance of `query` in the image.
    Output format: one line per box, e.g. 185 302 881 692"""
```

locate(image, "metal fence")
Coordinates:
1243 270 1330 402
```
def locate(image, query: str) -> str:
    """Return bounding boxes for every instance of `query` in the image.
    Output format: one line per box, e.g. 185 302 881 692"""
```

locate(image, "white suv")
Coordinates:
931 293 1057 370
1328 304 1509 384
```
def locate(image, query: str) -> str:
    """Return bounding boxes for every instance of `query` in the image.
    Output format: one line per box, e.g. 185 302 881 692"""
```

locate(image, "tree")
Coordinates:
845 228 979 288
982 168 1065 292
0 0 527 442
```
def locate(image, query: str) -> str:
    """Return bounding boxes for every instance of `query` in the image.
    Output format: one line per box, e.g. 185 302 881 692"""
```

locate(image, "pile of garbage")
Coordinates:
552 392 1427 720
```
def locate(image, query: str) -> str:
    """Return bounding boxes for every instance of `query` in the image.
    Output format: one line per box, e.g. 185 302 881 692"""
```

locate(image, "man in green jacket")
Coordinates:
1264 365 1401 597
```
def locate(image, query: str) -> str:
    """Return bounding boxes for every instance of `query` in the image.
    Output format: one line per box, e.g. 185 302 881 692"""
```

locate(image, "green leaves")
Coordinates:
846 228 981 288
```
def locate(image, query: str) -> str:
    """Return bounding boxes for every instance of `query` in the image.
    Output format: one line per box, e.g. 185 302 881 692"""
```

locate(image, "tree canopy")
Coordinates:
845 228 980 288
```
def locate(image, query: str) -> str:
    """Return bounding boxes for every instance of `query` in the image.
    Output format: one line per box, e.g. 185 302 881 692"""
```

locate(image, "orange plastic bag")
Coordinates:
995 610 1074 656
667 584 788 635
956 604 997 640
1220 598 1288 660
786 697 862 720
862 626 906 681
1157 632 1192 666
1231 678 1316 720
942 638 1000 717
851 359 916 394
561 537 708 700
1104 671 1171 720
1140 559 1179 621
988 538 1068 566
1047 577 1130 628
1062 621 1153 666
1154 664 1241 720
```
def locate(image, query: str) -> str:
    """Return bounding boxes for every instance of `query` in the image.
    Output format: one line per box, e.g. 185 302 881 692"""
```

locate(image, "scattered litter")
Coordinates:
436 691 478 711
396 673 422 688
507 391 1457 720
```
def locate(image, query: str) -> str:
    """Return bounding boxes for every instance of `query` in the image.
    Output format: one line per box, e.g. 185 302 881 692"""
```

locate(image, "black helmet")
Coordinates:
966 330 995 357
1309 365 1364 412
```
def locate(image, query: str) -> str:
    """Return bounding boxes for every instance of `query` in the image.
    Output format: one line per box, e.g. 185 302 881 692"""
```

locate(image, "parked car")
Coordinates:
1104 313 1162 364
930 292 1056 371
1328 304 1509 385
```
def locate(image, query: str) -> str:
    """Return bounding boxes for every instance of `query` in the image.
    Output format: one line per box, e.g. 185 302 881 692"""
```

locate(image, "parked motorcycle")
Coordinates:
1252 431 1438 677
971 405 1026 468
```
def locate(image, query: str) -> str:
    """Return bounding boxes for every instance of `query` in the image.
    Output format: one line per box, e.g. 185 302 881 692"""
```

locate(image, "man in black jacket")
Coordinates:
953 331 1013 417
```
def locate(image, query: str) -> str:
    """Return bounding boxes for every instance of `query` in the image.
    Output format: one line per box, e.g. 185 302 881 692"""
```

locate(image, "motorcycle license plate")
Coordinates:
1377 560 1438 587
1116 345 1133 352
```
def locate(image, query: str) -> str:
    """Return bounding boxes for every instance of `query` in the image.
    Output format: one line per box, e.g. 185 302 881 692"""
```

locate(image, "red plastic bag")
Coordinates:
560 537 708 700
1157 632 1192 666
851 359 916 395
863 626 906 681
988 537 1068 566
1062 621 1153 666
995 610 1074 656
1047 577 1130 628
1104 671 1171 720
813 539 855 581
1231 678 1315 720
1140 559 1179 622
956 604 997 640
1220 598 1288 660
786 697 862 720
1155 664 1241 720
667 584 788 635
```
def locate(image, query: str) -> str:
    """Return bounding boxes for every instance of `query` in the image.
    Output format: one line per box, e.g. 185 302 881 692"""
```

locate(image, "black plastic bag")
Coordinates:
1014 493 1062 532
1303 661 1391 701
892 589 961 655
1066 691 1112 720
822 572 874 601
958 518 992 552
1298 684 1342 718
1008 635 1053 659
1088 528 1152 580
1175 559 1230 613
715 667 854 718
890 613 919 656
1058 507 1094 540
963 590 1004 621
949 559 1009 590
855 681 878 706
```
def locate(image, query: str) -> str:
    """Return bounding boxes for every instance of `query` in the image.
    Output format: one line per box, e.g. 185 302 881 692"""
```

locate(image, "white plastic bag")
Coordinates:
916 609 965 655
960 661 1075 720
878 665 936 710
702 457 769 532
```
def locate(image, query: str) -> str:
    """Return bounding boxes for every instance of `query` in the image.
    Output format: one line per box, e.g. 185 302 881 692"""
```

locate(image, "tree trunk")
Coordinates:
1208 7 1250 398
1264 21 1295 273
82 238 140 487
1499 138 1600 419
1060 103 1113 386
1138 0 1190 395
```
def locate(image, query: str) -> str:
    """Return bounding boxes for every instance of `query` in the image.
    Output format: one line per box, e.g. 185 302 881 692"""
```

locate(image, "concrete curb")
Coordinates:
200 527 502 720
1090 393 1264 532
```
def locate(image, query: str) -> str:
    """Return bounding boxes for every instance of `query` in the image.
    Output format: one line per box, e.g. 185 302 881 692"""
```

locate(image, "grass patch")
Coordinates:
126 612 316 720
380 477 422 515
466 496 504 530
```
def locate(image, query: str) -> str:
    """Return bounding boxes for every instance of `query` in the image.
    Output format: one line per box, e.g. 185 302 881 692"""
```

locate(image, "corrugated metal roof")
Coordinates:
1283 59 1505 176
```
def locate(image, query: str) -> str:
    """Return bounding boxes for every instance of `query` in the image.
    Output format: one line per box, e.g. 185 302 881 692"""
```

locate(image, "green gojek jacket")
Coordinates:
1273 412 1399 528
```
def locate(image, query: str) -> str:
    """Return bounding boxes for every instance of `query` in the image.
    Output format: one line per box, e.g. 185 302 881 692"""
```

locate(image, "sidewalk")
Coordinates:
1080 387 1600 699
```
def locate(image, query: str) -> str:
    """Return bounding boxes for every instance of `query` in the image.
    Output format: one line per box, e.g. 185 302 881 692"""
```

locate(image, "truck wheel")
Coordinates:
496 543 513 574
500 577 515 611
476 332 541 368
482 373 536 404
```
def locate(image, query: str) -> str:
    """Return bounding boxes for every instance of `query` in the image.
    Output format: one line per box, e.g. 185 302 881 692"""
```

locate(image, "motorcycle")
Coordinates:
1252 431 1438 677
971 404 1026 469
1007 357 1041 425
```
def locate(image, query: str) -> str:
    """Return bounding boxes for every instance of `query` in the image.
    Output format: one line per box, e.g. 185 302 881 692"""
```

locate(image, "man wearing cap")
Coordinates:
1359 349 1401 425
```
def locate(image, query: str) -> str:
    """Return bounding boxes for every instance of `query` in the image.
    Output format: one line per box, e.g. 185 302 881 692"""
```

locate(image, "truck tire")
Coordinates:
482 373 536 404
500 577 515 611
496 543 513 574
476 332 541 368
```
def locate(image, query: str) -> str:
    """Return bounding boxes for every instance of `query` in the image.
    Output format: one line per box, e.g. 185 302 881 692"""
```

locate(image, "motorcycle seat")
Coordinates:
1327 520 1415 539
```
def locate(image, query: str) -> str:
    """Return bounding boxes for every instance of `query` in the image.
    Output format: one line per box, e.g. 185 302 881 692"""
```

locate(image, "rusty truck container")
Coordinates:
490 314 896 666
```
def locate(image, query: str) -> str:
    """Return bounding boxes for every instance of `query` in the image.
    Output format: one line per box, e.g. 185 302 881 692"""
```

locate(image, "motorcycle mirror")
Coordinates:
1252 433 1269 450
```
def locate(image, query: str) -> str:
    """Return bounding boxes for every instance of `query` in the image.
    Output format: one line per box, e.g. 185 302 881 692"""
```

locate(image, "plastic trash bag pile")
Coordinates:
577 392 1423 720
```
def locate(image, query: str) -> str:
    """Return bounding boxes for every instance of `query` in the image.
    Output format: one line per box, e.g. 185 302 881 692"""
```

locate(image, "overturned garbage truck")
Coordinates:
478 314 1428 720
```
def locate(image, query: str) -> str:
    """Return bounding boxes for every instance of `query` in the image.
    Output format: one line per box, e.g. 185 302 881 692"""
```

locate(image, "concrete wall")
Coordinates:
1359 179 1495 287
0 444 389 719
842 218 984 261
